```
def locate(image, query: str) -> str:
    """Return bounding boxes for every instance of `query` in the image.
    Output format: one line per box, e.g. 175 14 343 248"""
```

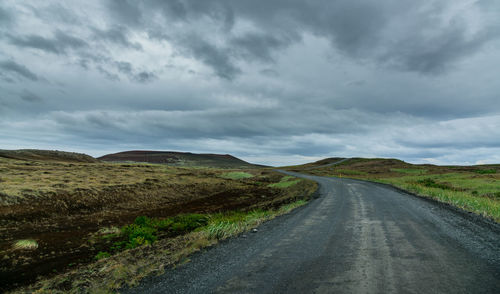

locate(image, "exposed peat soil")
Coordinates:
0 167 308 292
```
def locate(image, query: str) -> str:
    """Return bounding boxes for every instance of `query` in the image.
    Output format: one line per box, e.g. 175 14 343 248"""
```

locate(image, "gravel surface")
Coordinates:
127 172 500 294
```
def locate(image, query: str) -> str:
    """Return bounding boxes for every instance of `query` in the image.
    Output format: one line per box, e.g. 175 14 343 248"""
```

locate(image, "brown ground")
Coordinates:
0 158 313 292
98 150 260 168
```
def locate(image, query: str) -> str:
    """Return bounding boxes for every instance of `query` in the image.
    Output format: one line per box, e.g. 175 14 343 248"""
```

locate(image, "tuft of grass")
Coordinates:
204 199 308 240
107 214 209 256
475 169 496 174
204 210 274 239
268 175 301 188
417 178 453 190
391 168 427 175
13 239 38 250
220 171 254 180
95 251 111 260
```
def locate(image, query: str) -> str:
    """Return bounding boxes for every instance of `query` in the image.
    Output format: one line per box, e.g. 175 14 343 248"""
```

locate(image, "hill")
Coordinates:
285 157 500 222
98 150 262 168
0 149 98 163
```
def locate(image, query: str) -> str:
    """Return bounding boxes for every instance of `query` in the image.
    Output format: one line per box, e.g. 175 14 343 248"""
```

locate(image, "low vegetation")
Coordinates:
288 158 500 222
12 239 38 250
11 199 311 293
268 175 301 188
0 154 317 293
220 171 254 180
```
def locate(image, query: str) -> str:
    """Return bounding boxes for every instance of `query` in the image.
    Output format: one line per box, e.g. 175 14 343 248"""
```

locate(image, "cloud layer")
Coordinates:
0 0 499 165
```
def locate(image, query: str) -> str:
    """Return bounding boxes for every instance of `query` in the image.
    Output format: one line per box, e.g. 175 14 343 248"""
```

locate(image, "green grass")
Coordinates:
220 171 254 180
475 169 496 174
95 251 111 260
268 175 301 188
12 239 38 250
290 158 499 222
103 214 209 257
203 199 308 240
333 169 368 176
102 199 309 259
391 168 427 175
20 196 313 294
378 173 500 221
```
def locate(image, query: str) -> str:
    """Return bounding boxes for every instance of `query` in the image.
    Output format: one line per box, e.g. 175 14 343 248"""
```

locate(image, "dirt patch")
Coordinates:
0 160 312 292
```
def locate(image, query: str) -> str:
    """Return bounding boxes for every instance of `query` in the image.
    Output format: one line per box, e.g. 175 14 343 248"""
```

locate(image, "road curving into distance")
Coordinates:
128 171 500 294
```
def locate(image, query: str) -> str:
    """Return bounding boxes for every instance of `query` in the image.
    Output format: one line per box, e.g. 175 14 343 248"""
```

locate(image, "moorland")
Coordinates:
0 150 316 292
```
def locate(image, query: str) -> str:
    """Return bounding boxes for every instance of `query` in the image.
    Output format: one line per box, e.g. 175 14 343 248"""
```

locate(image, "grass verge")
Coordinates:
10 193 314 293
376 176 500 222
287 158 499 222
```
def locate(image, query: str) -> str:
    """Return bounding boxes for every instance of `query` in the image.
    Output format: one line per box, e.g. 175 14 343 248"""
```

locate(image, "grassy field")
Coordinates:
287 158 500 222
0 155 317 293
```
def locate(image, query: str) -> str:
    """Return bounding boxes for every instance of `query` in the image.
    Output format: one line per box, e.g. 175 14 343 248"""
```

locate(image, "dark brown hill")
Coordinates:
98 150 262 168
0 149 98 163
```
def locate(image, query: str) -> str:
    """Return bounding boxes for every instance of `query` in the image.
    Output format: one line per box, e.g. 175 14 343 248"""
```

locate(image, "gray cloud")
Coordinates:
0 60 39 81
0 6 13 25
100 0 500 77
0 0 499 165
132 71 157 83
179 35 241 80
30 3 81 25
20 89 43 103
91 26 142 50
115 61 132 74
8 30 87 55
231 32 296 63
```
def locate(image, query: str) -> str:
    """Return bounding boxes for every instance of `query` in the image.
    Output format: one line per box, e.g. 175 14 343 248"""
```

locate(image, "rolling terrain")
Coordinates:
0 150 316 292
286 157 500 222
99 150 261 168
0 149 98 163
2 152 499 293
128 171 500 293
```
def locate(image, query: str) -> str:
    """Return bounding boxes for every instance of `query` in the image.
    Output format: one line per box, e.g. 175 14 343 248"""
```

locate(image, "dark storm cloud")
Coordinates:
115 61 132 74
179 35 241 80
0 60 39 81
8 31 88 55
104 0 500 75
132 71 157 83
1 0 500 165
230 32 296 62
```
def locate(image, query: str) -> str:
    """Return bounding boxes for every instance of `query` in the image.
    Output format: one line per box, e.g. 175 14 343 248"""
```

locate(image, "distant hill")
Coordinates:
98 150 262 168
0 149 98 163
286 157 500 174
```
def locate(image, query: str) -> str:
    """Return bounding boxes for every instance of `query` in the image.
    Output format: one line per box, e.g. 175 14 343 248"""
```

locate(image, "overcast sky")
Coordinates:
1 0 499 166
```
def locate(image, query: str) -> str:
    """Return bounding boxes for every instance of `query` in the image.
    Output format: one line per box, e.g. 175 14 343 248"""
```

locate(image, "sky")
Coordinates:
0 0 499 166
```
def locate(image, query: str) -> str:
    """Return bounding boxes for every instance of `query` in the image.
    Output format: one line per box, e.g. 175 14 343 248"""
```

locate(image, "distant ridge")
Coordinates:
98 150 262 168
0 149 98 163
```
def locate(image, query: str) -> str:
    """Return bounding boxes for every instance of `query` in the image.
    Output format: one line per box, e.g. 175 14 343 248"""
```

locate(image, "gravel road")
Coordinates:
127 171 500 294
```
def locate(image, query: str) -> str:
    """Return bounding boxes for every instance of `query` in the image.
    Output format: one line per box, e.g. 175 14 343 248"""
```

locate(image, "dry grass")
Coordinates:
12 239 38 250
0 157 176 203
1 156 317 292
8 199 312 293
